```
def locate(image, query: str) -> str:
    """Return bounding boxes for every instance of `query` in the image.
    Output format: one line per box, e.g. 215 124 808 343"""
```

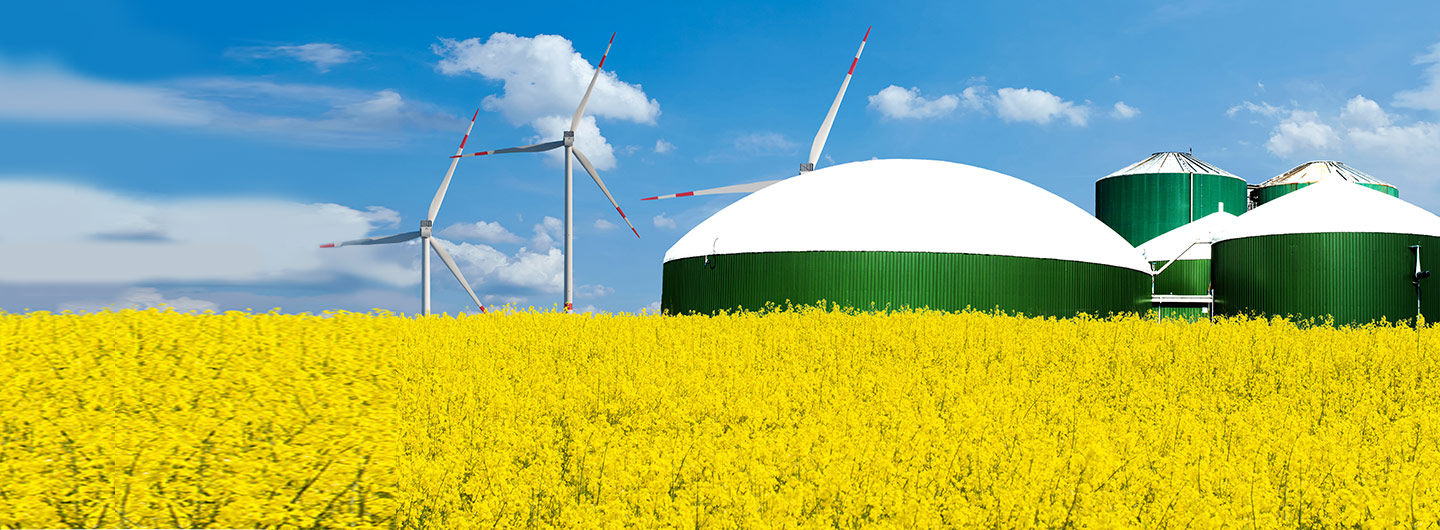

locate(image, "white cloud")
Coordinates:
0 179 412 285
60 288 219 313
1227 92 1440 207
872 83 1090 125
0 59 213 125
653 213 677 229
439 220 523 244
593 218 616 230
733 132 797 154
226 43 362 72
993 87 1089 126
1340 95 1391 129
1227 100 1285 118
577 284 613 298
0 59 456 146
866 85 959 119
433 33 661 169
444 240 564 293
1266 110 1340 156
959 86 989 112
530 216 563 250
1395 42 1440 111
641 301 661 314
654 138 675 154
1111 101 1141 119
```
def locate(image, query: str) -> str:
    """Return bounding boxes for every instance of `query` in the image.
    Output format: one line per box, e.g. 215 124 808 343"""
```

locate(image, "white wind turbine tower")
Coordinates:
320 110 487 316
449 33 639 313
641 27 869 201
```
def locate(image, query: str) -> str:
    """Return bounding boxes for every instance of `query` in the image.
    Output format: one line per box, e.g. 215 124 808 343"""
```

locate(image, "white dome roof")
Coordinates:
664 159 1150 273
1218 179 1440 241
1137 211 1238 262
1102 152 1241 180
1258 160 1394 189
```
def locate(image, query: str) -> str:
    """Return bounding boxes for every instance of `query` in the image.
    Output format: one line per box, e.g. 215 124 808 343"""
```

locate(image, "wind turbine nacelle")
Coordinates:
800 163 815 173
420 219 433 238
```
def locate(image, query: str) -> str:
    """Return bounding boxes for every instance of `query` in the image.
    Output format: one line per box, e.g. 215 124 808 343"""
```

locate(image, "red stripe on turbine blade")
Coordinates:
479 305 487 313
319 243 335 248
677 191 695 197
630 226 640 238
848 57 858 75
864 26 871 42
641 196 660 201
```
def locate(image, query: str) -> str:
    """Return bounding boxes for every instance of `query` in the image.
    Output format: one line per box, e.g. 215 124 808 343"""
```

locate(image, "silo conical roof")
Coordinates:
1218 179 1440 241
665 159 1150 273
1137 211 1239 262
1257 160 1394 189
1101 152 1241 181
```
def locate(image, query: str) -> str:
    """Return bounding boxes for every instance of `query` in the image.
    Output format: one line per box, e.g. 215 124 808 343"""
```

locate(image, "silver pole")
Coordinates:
564 142 575 314
421 237 432 316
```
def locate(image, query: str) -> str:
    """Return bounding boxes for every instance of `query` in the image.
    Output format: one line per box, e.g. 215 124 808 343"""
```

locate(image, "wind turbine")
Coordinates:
641 27 869 202
449 33 639 313
320 110 487 316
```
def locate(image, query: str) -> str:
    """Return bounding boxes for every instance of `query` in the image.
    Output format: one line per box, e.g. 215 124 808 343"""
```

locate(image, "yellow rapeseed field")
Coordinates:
2 307 1439 528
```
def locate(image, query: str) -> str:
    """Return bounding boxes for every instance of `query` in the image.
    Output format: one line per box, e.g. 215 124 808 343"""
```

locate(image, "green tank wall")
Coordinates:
662 251 1150 316
1096 173 1248 247
1253 182 1399 207
1153 305 1209 321
1212 232 1440 326
1150 259 1209 295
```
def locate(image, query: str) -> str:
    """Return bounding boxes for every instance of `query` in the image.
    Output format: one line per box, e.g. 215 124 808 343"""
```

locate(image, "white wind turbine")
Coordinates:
448 33 639 313
641 27 869 201
320 110 487 316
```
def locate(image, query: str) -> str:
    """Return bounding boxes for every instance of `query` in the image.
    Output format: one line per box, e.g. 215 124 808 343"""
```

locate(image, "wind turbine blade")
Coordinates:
572 147 639 238
430 239 487 313
807 26 869 169
640 180 784 200
428 109 480 221
319 231 421 248
451 140 565 159
571 33 615 132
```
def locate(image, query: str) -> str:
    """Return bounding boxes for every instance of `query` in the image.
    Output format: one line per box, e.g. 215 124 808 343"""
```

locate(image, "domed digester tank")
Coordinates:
1213 180 1440 325
1096 152 1248 247
661 159 1152 316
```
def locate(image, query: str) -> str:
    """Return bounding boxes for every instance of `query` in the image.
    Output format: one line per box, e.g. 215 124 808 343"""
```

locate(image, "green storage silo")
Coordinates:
1096 152 1249 247
1137 210 1238 320
1252 160 1398 207
661 159 1152 316
1213 180 1440 325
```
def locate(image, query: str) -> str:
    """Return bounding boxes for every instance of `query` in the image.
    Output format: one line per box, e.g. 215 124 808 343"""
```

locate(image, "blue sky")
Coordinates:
2 0 1439 314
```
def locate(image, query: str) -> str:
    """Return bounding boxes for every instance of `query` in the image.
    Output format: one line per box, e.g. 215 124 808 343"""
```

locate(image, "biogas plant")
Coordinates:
659 153 1438 326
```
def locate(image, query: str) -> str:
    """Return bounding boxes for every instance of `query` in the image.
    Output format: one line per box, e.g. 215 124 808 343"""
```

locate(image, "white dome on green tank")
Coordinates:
665 159 1148 272
1219 179 1440 241
1212 179 1440 326
661 159 1153 316
1137 210 1239 262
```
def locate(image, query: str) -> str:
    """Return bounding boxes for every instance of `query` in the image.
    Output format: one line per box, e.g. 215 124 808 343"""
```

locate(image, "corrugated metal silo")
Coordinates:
1096 152 1248 246
1252 160 1398 206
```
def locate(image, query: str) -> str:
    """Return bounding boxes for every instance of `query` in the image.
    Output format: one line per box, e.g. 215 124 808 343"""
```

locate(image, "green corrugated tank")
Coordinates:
1252 160 1398 207
1137 210 1238 320
1096 152 1248 246
1213 180 1440 325
661 159 1152 316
